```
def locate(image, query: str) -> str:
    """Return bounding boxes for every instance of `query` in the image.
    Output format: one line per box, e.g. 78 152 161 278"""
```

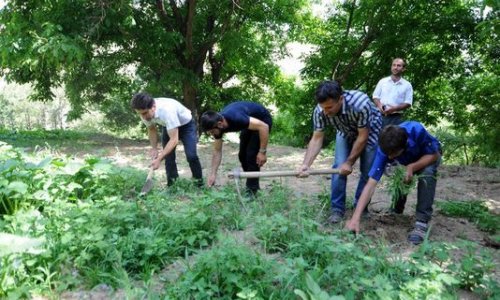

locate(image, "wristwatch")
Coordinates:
259 148 267 154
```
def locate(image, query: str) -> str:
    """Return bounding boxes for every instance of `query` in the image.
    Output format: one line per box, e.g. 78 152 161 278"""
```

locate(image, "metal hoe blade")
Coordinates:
140 168 155 195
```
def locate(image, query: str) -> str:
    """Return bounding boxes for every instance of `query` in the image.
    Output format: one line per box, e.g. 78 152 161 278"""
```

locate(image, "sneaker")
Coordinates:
408 221 429 245
327 211 344 224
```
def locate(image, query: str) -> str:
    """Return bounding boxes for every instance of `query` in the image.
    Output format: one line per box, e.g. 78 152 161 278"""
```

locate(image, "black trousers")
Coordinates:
239 129 261 193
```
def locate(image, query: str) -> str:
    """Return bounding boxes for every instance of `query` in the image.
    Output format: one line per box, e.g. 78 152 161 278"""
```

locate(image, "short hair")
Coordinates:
393 58 406 68
379 125 408 155
131 92 155 110
315 80 343 103
200 111 223 132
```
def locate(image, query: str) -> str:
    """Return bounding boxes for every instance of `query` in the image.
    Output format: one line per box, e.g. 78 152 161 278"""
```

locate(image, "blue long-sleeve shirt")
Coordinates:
368 121 441 181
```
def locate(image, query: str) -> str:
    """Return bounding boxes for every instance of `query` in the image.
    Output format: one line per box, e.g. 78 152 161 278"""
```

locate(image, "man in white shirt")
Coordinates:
373 58 413 127
131 92 203 187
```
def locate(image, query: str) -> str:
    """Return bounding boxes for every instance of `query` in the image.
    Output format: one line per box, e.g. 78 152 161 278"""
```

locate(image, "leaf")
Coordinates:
32 190 51 201
294 289 309 300
305 273 322 295
62 162 85 175
0 233 45 256
7 181 28 195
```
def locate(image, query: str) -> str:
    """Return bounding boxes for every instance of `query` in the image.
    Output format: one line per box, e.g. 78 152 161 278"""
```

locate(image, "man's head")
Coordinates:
391 58 406 77
131 92 156 121
200 110 225 139
379 125 408 159
315 80 344 117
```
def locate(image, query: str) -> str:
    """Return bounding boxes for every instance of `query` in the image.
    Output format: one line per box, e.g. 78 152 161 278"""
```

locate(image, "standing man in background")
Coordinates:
373 58 413 127
298 80 382 223
200 101 272 196
131 92 203 187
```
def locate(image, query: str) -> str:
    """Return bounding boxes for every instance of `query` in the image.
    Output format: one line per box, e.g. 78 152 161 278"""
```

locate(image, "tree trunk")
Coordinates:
182 80 198 126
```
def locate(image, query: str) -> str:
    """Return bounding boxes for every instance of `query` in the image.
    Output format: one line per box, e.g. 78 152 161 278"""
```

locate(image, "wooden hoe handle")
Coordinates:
228 168 340 179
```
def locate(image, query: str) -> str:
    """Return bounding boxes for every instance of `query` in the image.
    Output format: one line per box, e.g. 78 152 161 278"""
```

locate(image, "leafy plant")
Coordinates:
385 165 419 209
437 200 500 233
167 237 275 299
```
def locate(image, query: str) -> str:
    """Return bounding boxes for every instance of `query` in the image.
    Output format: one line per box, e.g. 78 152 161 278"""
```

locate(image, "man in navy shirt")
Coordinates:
298 80 382 223
346 121 441 245
200 101 272 195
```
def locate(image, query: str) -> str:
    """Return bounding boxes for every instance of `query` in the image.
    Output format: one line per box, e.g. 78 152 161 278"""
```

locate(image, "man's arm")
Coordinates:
405 153 440 182
147 125 159 159
207 139 223 186
384 103 411 114
298 130 325 175
373 97 384 113
151 128 179 170
340 127 369 175
346 178 378 233
248 117 270 167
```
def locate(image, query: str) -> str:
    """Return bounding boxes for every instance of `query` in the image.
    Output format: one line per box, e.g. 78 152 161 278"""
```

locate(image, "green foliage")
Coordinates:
437 200 500 233
167 237 275 299
385 165 418 209
0 136 499 298
0 0 309 127
0 141 142 215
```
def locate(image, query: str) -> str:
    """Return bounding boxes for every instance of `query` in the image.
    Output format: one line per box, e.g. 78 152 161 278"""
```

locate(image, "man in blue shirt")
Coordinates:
200 101 272 195
298 80 382 223
346 121 441 245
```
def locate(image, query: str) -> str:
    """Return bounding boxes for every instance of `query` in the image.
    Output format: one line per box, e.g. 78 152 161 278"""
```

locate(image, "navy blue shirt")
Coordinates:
220 101 272 133
368 121 440 181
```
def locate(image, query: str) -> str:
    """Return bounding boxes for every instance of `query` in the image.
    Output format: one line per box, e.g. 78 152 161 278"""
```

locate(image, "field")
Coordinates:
1 130 499 299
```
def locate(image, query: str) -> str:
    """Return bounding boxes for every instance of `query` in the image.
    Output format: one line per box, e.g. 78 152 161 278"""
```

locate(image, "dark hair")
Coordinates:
200 111 223 132
379 125 408 155
131 92 155 110
315 80 343 103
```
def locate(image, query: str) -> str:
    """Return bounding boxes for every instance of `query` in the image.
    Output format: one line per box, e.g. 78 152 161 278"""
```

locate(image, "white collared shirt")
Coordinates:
373 76 413 107
141 98 192 130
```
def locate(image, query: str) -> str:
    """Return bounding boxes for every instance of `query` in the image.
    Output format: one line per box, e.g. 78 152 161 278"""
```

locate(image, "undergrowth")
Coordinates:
0 140 498 299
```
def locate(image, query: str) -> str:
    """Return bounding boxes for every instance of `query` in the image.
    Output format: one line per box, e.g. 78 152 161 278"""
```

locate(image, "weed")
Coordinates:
385 165 418 209
437 200 500 233
167 237 276 299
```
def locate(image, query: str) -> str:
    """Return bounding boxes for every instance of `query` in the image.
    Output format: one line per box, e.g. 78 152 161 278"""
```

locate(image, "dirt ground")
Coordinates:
49 134 499 299
68 134 499 250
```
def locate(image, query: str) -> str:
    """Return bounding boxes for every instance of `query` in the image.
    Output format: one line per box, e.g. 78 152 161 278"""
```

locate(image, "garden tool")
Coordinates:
140 167 155 195
228 168 340 179
228 168 340 203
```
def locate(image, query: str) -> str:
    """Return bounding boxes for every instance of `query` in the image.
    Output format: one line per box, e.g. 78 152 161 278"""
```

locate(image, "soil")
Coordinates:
34 134 499 299
89 135 499 246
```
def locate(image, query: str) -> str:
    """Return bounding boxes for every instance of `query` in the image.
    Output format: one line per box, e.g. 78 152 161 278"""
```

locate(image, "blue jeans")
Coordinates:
161 120 203 186
331 133 376 215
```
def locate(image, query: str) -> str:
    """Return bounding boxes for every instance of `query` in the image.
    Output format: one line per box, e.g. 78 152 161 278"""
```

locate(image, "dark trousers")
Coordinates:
238 129 261 193
393 157 441 222
382 114 403 127
161 120 203 186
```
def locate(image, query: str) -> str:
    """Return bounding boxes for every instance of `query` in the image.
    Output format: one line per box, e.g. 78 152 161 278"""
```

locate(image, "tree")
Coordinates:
279 0 478 140
0 0 308 128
